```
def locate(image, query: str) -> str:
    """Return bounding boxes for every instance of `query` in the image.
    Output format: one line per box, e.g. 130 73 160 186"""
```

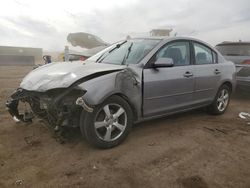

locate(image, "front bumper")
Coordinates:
6 89 33 122
6 87 88 129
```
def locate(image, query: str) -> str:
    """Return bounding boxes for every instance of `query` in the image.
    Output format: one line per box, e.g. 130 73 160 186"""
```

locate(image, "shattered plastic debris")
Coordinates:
148 142 156 146
15 179 23 186
92 165 98 170
13 116 20 123
239 112 250 125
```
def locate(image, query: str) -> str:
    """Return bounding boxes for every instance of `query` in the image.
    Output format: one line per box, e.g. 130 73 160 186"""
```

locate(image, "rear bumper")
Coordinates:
236 77 250 91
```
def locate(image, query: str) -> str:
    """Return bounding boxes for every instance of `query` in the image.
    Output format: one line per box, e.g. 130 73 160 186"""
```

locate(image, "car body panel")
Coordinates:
227 56 250 91
20 61 125 92
223 55 250 64
216 42 250 91
143 65 195 116
78 66 142 118
235 65 250 91
193 63 222 104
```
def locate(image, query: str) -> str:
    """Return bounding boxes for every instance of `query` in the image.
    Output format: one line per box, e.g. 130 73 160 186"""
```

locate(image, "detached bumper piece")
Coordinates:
6 89 34 122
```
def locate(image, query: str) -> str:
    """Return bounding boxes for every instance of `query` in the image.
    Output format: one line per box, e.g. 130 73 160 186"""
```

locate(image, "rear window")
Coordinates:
216 44 250 56
194 42 213 64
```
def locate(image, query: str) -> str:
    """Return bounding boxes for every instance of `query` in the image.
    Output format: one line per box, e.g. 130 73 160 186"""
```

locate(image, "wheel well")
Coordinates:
222 81 232 92
112 93 138 121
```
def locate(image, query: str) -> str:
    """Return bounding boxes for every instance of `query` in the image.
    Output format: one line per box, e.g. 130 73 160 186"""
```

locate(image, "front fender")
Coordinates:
78 68 142 118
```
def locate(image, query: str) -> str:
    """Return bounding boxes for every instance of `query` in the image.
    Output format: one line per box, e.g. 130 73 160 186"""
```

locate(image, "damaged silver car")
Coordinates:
6 37 236 148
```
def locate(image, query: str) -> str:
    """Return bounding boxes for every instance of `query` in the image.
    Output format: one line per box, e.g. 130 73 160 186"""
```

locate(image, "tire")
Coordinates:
80 95 133 149
208 85 231 115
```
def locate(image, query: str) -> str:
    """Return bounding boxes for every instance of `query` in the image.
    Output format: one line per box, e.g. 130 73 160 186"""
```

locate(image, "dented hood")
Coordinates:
20 61 125 92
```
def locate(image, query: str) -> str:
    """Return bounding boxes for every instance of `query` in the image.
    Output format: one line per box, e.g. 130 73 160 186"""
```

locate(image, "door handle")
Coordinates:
214 69 221 75
183 71 193 78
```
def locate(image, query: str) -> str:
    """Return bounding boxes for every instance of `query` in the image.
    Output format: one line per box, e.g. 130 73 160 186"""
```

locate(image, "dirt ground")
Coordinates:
0 66 250 188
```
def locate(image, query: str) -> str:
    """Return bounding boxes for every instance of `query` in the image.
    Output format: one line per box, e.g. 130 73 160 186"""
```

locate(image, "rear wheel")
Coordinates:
80 95 133 149
208 85 231 115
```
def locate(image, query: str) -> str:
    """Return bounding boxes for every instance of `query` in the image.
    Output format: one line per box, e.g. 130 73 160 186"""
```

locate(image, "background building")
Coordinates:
150 29 173 37
0 46 43 66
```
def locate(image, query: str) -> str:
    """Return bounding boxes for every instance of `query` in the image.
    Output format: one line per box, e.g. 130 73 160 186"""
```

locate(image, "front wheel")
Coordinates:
208 85 231 115
80 95 133 149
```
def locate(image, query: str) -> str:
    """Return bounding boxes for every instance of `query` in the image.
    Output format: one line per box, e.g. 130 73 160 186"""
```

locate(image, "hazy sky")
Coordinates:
0 0 249 51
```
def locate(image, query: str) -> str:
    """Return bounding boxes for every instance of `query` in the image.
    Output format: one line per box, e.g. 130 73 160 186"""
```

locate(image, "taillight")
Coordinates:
242 60 250 65
80 56 87 61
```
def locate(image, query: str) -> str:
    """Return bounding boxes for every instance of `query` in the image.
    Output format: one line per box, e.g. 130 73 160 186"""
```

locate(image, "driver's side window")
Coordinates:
155 41 190 66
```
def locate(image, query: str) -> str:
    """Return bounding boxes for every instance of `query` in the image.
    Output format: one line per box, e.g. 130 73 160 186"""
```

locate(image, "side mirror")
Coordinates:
154 58 174 68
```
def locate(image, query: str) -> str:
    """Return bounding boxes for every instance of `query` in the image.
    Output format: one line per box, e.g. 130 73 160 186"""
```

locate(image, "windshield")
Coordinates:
87 41 122 62
88 39 160 65
216 44 250 56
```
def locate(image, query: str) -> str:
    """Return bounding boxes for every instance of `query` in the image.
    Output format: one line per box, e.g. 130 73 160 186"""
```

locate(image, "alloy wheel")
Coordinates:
217 89 229 112
94 103 127 142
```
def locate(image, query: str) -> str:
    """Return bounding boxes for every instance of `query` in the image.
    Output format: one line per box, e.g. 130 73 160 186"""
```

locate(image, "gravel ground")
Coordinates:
0 66 250 188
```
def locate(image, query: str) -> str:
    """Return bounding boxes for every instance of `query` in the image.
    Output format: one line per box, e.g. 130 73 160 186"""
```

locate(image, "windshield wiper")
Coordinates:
109 40 127 53
121 43 133 65
96 40 127 63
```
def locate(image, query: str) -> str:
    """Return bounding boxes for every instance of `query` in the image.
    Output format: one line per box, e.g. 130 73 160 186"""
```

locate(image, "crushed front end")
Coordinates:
6 88 88 130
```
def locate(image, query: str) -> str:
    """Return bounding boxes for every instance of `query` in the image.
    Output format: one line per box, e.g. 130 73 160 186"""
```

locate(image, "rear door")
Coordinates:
192 42 222 104
143 40 195 117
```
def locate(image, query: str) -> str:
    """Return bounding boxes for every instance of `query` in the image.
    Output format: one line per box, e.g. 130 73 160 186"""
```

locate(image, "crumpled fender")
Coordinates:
20 61 126 92
78 67 142 118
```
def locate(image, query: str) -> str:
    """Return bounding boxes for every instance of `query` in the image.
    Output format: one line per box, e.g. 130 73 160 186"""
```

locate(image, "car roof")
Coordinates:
216 42 250 46
131 36 209 43
130 36 215 49
129 36 167 40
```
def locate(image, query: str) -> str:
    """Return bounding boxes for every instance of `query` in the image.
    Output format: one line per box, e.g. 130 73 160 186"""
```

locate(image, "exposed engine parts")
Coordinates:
6 89 34 122
6 88 83 131
76 97 93 113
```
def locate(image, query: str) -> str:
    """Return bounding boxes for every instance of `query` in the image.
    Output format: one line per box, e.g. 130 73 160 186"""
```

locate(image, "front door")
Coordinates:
143 41 195 117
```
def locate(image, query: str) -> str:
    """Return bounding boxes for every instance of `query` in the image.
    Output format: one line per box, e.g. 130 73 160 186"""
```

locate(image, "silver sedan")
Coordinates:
6 37 236 148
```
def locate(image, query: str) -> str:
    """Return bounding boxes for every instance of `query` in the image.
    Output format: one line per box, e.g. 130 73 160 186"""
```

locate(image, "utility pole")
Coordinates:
64 46 69 62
